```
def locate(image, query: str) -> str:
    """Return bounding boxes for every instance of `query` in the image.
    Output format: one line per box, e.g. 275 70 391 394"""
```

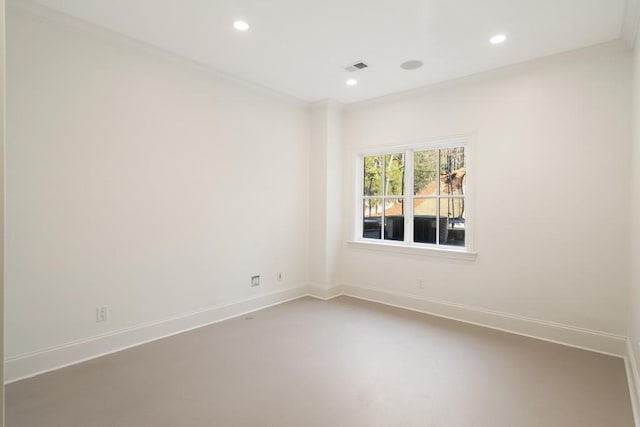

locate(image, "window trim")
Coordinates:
346 240 477 261
354 135 474 255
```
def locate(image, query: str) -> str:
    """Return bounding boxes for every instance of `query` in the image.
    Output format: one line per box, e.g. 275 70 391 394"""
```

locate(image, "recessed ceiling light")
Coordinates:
346 79 358 86
490 34 507 44
401 60 424 70
233 20 250 31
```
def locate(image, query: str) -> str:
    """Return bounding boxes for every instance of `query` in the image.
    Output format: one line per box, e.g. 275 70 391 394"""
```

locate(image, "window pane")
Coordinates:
364 155 383 197
440 147 465 195
385 153 405 196
414 150 437 196
440 198 465 247
363 199 382 239
384 199 404 241
413 198 437 244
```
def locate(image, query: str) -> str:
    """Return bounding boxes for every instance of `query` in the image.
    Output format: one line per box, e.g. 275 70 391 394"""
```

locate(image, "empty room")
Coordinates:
4 0 640 426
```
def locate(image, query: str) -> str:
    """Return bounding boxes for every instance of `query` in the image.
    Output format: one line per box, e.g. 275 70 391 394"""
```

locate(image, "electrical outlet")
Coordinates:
251 275 260 287
96 306 108 322
418 279 424 289
277 272 283 282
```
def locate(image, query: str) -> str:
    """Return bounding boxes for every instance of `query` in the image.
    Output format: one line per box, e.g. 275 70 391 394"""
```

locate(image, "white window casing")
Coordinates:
352 135 477 260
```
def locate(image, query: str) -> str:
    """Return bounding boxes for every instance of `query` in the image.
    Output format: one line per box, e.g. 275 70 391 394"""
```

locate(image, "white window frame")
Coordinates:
351 135 476 259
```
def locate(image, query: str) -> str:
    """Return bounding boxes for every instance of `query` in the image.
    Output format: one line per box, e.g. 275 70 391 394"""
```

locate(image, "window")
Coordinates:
358 139 469 250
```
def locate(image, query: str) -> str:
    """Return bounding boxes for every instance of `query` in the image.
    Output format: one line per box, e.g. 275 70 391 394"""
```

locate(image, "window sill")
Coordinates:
347 240 477 261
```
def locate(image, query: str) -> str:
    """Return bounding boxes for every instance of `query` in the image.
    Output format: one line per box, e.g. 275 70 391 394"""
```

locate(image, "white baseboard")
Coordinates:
627 339 640 426
340 283 628 357
5 286 308 384
306 283 344 300
6 282 630 389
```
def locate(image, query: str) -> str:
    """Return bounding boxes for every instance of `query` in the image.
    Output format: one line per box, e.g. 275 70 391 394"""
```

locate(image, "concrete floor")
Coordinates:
6 296 635 426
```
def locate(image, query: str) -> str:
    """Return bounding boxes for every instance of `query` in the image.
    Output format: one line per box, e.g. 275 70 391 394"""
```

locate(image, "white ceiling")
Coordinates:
28 0 628 103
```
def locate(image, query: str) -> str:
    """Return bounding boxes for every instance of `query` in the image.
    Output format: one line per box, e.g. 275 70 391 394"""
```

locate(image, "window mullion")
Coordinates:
381 155 386 241
406 150 413 244
358 154 366 240
436 149 440 246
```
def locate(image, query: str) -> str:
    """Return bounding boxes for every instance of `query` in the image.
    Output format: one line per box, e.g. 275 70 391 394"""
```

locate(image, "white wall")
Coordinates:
342 42 632 335
308 103 329 286
630 20 640 391
309 100 342 290
1 0 5 419
5 0 636 385
6 7 309 359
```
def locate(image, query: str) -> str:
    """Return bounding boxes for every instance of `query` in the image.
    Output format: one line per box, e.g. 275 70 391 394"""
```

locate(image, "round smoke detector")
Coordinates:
400 60 424 70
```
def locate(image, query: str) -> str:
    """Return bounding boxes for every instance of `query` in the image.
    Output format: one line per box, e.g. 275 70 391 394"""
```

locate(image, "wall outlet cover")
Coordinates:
96 306 108 322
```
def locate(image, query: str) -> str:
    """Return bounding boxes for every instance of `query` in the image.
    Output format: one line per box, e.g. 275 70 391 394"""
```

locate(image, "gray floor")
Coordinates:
6 296 635 427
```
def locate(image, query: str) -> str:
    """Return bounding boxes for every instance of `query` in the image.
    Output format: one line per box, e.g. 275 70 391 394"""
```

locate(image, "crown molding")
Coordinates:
7 0 308 107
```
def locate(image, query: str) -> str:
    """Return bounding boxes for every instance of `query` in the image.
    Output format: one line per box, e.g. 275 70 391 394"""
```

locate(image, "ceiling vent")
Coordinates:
345 61 369 72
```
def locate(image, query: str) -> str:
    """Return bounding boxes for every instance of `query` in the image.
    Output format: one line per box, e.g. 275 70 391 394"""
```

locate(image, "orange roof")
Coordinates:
384 168 466 216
